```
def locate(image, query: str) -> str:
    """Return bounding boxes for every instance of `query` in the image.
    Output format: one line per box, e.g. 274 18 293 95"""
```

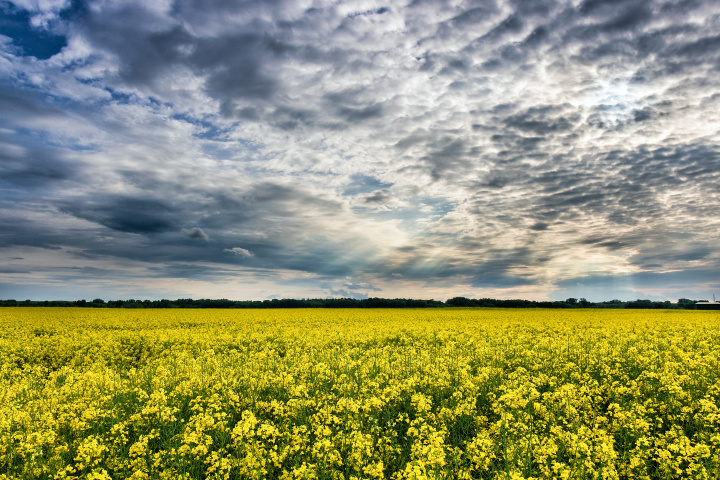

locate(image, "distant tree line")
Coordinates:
0 297 701 309
444 297 699 309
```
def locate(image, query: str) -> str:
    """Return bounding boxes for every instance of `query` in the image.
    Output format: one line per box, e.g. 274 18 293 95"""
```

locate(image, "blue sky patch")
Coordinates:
0 6 66 59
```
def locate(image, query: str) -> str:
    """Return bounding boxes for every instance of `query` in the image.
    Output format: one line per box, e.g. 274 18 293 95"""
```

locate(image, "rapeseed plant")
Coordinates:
0 307 719 479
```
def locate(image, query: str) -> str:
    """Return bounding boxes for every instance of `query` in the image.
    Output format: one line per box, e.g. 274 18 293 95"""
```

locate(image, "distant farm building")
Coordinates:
696 299 720 310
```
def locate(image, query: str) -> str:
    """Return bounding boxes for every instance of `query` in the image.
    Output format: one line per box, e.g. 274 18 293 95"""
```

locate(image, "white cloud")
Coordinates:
9 0 69 12
224 247 253 258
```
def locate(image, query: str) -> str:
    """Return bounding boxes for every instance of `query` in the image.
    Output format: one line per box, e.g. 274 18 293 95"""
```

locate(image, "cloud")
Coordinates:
60 196 177 235
0 142 76 187
343 280 381 291
329 288 369 300
224 247 253 258
182 228 209 241
7 0 70 13
1 0 719 301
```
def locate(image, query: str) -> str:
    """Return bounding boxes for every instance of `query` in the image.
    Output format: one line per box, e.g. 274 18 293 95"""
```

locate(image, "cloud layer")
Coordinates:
1 0 719 301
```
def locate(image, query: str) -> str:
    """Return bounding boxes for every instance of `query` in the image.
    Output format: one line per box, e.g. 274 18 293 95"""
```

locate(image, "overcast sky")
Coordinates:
1 0 719 302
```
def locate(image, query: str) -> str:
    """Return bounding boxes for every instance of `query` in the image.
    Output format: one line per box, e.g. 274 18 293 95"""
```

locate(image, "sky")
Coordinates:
1 0 719 302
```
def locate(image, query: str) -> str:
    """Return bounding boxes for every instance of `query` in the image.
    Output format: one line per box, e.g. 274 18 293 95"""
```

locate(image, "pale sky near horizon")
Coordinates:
1 0 719 302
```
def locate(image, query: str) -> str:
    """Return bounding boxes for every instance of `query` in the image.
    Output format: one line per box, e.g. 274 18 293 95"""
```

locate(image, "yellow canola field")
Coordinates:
1 307 719 480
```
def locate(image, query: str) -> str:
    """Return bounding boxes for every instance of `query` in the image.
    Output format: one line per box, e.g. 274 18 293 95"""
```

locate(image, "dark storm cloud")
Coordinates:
0 100 80 187
192 34 280 115
67 0 399 126
529 222 549 231
62 181 366 277
0 83 66 121
183 228 209 240
0 216 63 250
2 179 367 281
73 7 192 85
73 2 283 117
0 144 76 187
60 196 178 234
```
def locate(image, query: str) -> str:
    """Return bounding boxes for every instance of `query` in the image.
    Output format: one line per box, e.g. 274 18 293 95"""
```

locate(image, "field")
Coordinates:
1 307 719 480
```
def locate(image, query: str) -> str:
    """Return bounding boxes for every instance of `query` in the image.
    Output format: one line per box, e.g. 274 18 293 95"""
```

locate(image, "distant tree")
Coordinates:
625 299 660 309
677 298 696 310
446 297 474 307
